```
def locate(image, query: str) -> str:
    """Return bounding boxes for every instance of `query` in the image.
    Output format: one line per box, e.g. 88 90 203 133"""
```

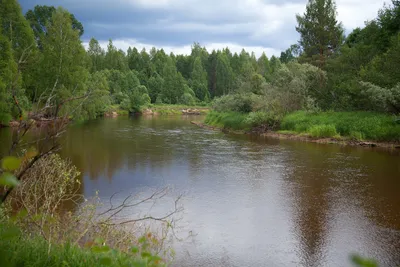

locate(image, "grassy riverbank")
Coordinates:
0 222 163 267
204 111 400 143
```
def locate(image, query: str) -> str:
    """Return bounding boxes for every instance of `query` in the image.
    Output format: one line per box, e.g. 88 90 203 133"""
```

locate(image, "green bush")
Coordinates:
211 93 262 113
244 111 281 130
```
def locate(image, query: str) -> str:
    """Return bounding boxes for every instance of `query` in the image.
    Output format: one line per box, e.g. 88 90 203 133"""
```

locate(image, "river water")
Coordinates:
2 115 400 266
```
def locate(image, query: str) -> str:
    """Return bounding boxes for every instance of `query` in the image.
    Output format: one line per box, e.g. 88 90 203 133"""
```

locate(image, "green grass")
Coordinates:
308 124 339 138
281 111 400 142
0 223 164 267
204 111 251 131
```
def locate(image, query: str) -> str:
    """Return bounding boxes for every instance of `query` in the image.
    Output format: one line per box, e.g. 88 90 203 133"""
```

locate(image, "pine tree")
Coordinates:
296 0 344 67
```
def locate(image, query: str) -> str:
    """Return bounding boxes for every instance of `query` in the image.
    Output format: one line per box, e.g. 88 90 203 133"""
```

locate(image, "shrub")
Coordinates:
211 93 262 113
244 111 281 130
3 154 180 262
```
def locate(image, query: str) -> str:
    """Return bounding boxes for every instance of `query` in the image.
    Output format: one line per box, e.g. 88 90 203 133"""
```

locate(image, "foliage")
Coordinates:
211 93 262 113
244 111 281 130
360 81 400 113
25 5 84 50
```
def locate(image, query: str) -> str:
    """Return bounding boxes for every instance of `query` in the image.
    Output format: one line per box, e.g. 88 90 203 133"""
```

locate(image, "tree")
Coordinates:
191 57 209 101
0 0 36 116
360 33 400 89
25 5 84 49
147 74 164 103
280 44 301 63
0 24 16 125
127 47 141 71
257 52 271 80
215 52 234 96
161 58 185 104
35 7 89 116
296 0 344 67
87 38 105 72
104 40 128 71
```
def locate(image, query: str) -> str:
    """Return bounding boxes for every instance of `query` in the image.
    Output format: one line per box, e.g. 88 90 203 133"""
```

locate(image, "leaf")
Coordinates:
138 236 146 244
350 254 379 267
0 173 19 187
131 246 139 254
141 251 152 258
99 256 112 266
1 157 21 171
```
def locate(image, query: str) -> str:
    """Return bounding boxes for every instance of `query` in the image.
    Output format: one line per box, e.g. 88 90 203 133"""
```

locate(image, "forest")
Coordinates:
0 0 400 266
0 0 398 136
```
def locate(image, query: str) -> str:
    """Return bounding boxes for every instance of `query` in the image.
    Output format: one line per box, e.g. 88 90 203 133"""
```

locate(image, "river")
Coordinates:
2 115 400 266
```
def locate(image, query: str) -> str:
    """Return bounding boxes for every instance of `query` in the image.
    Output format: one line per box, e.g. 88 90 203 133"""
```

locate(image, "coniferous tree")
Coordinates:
296 0 344 67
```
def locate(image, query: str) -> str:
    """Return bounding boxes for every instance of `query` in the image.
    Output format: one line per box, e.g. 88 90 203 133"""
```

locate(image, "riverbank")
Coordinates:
3 104 209 128
195 111 400 149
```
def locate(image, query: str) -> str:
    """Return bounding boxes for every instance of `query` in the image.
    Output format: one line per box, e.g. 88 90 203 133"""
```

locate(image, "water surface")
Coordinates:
2 116 400 266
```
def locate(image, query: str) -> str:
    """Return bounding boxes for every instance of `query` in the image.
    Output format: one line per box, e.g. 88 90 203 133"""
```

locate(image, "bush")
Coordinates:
244 111 281 130
3 154 179 262
211 93 262 113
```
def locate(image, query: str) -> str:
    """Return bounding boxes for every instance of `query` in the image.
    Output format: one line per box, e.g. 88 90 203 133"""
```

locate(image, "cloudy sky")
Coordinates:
19 0 387 57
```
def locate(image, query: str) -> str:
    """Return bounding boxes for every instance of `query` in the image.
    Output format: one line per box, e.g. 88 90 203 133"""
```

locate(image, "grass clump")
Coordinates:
308 124 338 138
205 111 250 131
281 111 400 142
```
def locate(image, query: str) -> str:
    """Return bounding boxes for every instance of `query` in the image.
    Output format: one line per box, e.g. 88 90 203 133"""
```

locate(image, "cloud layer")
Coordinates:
20 0 387 56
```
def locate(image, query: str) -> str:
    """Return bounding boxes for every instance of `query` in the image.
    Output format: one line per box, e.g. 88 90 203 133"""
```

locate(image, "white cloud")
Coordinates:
121 0 386 46
79 0 387 54
336 0 387 31
83 38 282 58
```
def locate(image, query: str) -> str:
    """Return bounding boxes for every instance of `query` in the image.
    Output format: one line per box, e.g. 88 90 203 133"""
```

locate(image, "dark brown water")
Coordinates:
1 115 400 266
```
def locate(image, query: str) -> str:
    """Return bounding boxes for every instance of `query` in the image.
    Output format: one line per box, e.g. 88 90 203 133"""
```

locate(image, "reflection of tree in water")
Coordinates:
283 144 332 267
283 142 400 266
59 116 210 182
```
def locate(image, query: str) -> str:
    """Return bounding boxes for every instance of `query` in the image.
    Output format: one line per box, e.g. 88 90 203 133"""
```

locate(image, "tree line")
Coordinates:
0 0 399 126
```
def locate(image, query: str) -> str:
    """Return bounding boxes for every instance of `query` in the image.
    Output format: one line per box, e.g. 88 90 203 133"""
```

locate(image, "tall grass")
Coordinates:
204 111 250 131
281 111 400 142
0 222 164 267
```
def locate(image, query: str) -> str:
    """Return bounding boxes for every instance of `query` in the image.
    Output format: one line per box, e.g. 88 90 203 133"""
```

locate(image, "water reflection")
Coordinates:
1 116 400 266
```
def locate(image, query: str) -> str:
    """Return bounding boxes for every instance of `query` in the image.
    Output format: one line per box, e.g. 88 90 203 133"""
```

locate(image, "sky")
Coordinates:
19 0 387 57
